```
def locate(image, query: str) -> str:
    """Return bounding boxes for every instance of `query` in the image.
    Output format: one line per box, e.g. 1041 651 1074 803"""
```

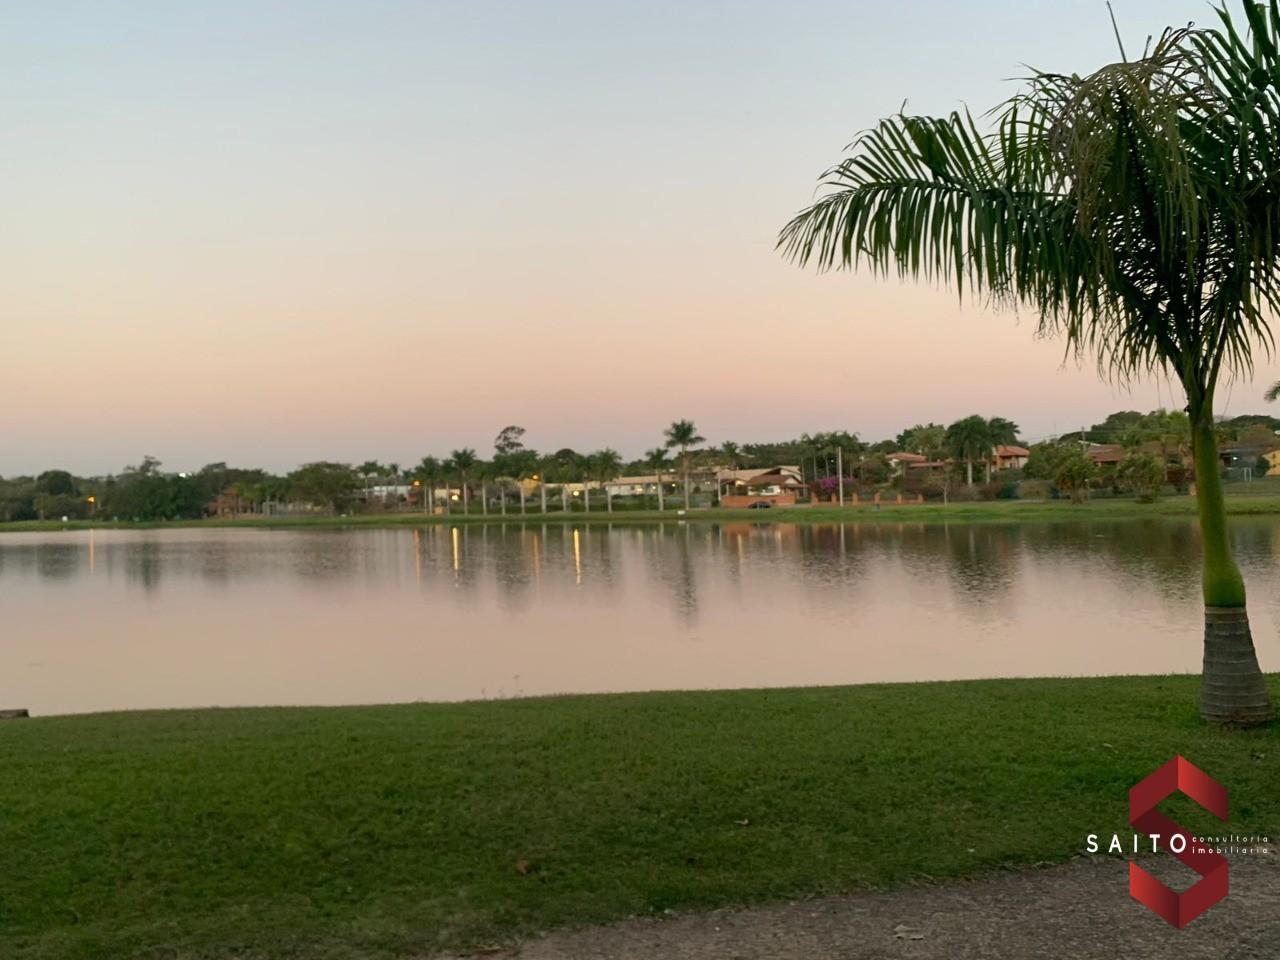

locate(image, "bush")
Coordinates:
1054 452 1098 504
1016 479 1053 501
1116 453 1166 503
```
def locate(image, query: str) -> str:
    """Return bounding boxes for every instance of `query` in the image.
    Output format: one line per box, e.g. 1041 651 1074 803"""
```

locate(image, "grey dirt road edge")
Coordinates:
444 852 1279 960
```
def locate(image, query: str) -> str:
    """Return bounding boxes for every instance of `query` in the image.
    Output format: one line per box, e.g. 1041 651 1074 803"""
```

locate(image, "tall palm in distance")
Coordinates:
985 418 1020 481
590 448 623 512
664 419 705 510
644 447 670 510
448 448 477 515
778 1 1278 725
944 417 992 488
415 455 441 513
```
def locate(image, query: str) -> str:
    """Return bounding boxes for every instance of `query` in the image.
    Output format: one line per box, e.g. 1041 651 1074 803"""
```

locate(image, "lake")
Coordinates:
3 519 1279 716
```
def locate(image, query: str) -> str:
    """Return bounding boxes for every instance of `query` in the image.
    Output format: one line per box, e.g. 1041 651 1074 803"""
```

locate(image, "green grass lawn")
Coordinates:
12 493 1280 533
1 677 1276 959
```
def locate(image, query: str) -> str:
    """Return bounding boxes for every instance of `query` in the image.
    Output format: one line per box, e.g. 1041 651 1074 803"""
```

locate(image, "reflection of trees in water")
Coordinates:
489 524 536 613
127 539 164 593
34 543 82 581
290 532 359 584
1018 520 1200 604
0 542 85 582
639 523 700 626
883 523 1019 609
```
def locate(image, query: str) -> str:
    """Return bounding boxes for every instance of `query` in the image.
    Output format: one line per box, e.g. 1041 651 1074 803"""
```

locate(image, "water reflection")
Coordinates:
1 520 1278 715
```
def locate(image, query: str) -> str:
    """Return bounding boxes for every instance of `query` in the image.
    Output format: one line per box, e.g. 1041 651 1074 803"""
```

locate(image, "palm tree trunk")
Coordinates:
656 472 664 510
606 485 613 512
1190 402 1273 726
500 486 507 516
520 485 526 515
966 459 973 487
583 483 590 512
481 484 488 516
682 452 691 510
462 478 469 515
540 484 547 514
561 487 568 512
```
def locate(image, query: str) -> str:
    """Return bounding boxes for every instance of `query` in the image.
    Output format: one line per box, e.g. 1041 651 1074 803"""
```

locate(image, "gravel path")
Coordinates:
448 851 1279 959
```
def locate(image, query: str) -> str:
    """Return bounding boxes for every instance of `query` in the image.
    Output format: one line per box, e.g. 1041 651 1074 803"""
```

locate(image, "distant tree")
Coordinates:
414 456 442 512
896 424 946 459
944 416 993 487
34 470 77 497
1024 442 1073 481
987 417 1020 446
664 419 705 510
589 448 623 512
494 425 527 455
644 447 670 510
719 441 742 470
287 462 359 514
448 449 477 515
1054 452 1097 505
1117 453 1167 503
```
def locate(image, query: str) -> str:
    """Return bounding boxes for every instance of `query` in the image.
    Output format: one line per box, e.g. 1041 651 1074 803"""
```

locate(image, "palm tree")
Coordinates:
357 460 381 504
449 449 476 515
1266 382 1280 403
644 447 670 510
535 455 556 513
985 418 1020 481
590 448 623 513
944 417 992 488
664 419 705 510
414 455 441 514
778 2 1277 725
719 441 742 470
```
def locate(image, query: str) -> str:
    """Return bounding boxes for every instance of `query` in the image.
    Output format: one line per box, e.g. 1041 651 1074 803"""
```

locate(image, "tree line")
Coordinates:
2 410 1275 522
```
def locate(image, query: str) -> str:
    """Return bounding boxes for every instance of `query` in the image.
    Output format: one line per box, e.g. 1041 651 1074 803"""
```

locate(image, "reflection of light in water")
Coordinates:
88 530 95 573
573 528 582 584
451 526 460 573
531 530 541 581
412 528 422 580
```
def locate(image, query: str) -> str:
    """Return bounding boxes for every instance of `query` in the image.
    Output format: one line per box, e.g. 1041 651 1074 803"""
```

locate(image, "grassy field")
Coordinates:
1 677 1276 959
11 493 1280 534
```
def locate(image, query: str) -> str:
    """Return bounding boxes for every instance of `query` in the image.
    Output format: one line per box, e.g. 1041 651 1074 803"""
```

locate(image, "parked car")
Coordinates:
747 500 773 510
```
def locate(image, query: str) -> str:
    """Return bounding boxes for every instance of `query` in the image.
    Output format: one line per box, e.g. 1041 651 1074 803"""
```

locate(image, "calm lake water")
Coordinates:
4 520 1280 716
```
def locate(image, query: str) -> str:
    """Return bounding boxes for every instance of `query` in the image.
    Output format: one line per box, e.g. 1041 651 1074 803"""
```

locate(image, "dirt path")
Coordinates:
450 852 1278 959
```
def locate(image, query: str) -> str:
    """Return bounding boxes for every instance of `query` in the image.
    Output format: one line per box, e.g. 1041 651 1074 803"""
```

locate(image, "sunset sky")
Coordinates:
4 0 1276 476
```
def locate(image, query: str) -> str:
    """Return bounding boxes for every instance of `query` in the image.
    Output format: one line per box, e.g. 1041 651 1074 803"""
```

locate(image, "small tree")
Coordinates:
664 419 705 510
1117 453 1167 503
1054 453 1097 504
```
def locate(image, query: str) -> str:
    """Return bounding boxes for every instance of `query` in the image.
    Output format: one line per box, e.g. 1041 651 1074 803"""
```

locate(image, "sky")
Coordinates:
3 0 1277 475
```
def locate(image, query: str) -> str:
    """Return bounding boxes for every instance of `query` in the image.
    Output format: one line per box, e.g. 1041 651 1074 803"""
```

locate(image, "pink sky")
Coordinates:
4 0 1277 475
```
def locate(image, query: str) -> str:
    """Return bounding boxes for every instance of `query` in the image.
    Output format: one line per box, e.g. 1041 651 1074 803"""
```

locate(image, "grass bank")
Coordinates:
11 493 1280 534
1 676 1276 959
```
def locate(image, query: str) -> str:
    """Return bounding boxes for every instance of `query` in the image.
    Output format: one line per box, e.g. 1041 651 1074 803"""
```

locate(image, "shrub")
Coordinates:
1016 479 1053 501
1116 453 1167 503
1054 452 1098 504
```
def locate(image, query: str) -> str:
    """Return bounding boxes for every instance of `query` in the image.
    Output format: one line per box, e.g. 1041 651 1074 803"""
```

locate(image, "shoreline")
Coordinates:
8 494 1280 533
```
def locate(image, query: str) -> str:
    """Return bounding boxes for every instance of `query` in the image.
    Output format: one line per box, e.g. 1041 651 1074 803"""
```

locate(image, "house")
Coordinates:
1085 444 1126 467
718 466 807 508
991 445 1030 471
602 475 665 497
887 452 928 476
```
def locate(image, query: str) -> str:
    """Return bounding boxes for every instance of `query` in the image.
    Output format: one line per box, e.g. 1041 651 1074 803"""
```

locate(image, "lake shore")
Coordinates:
3 675 1276 959
9 493 1280 533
